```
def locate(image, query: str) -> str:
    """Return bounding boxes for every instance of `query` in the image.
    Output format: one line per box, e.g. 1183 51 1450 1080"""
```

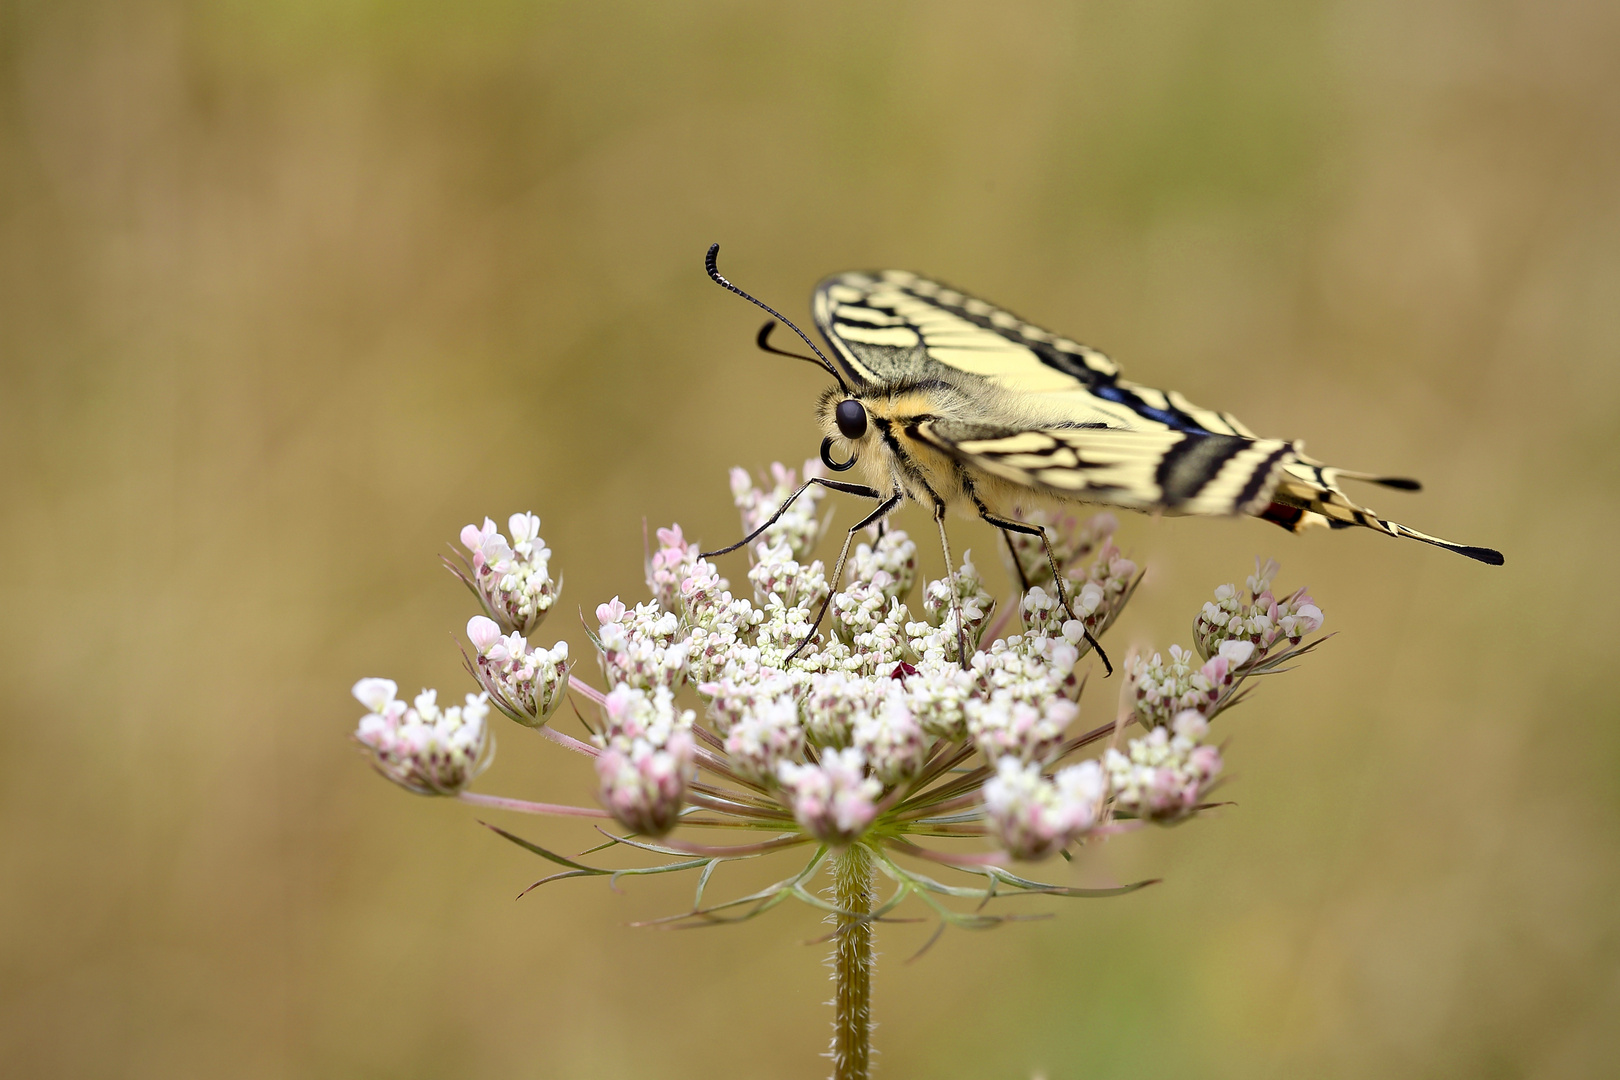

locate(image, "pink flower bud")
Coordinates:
596 597 627 627
1199 655 1231 694
466 616 503 655
460 523 484 552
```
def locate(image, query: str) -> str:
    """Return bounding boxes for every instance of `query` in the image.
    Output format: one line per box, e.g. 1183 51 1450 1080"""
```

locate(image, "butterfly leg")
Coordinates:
932 503 972 670
786 489 905 663
975 506 1112 677
1000 530 1034 594
701 477 885 559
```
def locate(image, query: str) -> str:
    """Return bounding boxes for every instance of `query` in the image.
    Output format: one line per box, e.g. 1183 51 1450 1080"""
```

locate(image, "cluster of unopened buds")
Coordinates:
352 463 1329 932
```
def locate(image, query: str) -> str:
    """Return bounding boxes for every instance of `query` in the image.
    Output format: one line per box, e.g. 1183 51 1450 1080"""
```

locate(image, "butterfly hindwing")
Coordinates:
914 420 1299 516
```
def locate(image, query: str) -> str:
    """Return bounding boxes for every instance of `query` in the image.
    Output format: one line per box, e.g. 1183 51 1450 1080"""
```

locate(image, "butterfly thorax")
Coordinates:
818 377 1084 521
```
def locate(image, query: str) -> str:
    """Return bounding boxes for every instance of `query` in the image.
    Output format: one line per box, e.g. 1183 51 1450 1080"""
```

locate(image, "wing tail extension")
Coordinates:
1261 461 1504 565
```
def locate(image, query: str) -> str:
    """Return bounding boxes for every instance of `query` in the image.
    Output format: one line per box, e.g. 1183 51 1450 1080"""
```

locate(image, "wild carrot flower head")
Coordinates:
352 679 492 796
354 466 1329 938
466 615 569 728
450 514 557 635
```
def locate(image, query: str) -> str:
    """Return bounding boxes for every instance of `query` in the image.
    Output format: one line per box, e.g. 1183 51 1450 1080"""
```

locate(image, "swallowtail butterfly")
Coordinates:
702 245 1503 670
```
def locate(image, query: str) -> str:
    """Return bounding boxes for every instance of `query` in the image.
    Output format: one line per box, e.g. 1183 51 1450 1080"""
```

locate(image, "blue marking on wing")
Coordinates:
1092 384 1211 435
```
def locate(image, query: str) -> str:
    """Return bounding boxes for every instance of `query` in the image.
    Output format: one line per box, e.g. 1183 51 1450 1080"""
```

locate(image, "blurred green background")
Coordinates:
3 1 1616 1077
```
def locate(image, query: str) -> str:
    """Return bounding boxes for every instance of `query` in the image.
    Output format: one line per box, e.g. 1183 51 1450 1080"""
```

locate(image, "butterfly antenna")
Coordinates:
756 321 822 364
705 243 852 393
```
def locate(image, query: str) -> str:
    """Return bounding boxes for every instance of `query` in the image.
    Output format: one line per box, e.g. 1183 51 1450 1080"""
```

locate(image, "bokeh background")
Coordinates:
3 1 1617 1077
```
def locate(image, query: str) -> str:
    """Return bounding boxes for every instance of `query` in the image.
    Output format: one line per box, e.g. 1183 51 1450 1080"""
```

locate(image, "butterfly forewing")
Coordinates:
814 271 1118 390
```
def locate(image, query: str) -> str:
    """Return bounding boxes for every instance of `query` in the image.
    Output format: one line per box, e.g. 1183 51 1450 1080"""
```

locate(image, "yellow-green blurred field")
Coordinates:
3 2 1617 1077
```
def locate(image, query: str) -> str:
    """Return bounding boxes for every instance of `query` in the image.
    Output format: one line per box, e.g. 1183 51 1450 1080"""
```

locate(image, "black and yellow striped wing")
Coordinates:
814 269 1504 564
813 269 1257 438
914 422 1298 516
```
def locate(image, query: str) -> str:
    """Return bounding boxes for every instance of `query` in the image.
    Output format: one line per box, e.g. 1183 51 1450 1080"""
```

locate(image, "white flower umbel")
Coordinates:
748 541 830 613
830 582 910 675
593 683 696 835
597 683 694 750
1020 586 1063 637
852 689 928 785
597 598 691 691
1194 557 1324 661
802 670 886 747
848 529 918 603
900 664 977 740
972 634 1081 704
778 748 882 843
1066 539 1139 640
646 524 707 612
966 692 1078 765
919 550 995 652
467 616 569 727
357 474 1338 1080
595 735 694 836
1127 644 1232 729
700 668 802 736
724 696 805 785
983 758 1105 860
678 560 764 684
450 513 558 635
352 679 492 796
1104 710 1224 824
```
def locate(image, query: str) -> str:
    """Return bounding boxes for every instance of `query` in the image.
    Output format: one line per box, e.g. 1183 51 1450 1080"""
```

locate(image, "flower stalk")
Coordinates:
831 842 875 1080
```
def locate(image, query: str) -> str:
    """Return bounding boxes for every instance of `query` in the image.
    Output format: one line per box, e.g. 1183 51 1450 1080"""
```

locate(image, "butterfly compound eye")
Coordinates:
835 399 867 440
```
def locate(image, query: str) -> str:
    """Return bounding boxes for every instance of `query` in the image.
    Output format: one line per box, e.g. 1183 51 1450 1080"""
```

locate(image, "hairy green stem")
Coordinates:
831 842 874 1080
